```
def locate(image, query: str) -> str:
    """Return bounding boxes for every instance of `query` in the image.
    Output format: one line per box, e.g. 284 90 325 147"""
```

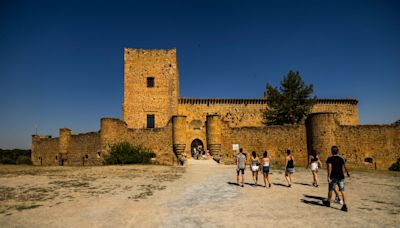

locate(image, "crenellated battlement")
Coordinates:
179 98 358 105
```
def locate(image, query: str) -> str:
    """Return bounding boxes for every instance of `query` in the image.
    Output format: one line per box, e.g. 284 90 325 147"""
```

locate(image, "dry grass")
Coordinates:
0 165 185 215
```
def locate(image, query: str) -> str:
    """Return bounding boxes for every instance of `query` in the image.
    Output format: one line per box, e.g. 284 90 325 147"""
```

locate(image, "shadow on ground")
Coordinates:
273 183 289 188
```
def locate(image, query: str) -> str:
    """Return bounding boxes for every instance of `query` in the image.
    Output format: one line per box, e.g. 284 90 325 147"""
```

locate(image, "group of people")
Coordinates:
191 146 211 160
235 146 350 212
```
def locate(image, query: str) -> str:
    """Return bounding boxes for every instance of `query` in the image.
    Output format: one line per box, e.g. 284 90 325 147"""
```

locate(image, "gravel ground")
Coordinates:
0 161 399 227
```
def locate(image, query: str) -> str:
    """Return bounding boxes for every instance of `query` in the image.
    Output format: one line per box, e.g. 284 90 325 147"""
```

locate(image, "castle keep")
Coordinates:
32 49 399 170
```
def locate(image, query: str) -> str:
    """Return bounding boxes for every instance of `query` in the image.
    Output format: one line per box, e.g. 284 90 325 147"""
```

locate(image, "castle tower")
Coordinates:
172 115 187 164
59 128 71 165
306 113 338 162
206 114 222 162
123 48 180 129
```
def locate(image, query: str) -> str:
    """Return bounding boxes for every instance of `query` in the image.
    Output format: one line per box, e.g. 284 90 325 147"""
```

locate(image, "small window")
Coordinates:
55 156 58 160
147 77 154 87
147 114 155 128
85 154 89 159
97 152 101 158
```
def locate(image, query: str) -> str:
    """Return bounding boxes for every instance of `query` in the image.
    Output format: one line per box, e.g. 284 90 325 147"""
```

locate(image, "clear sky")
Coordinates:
0 0 399 149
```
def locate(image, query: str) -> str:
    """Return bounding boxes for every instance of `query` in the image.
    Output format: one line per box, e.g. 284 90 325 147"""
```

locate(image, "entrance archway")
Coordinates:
190 139 204 159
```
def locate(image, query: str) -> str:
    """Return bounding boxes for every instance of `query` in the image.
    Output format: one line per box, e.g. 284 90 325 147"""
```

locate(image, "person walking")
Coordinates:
334 152 346 204
285 149 295 187
236 148 247 187
323 146 350 212
261 151 272 188
308 149 322 187
250 151 260 186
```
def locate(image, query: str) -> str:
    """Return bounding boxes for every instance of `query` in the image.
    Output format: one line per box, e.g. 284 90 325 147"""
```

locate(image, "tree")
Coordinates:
263 70 315 125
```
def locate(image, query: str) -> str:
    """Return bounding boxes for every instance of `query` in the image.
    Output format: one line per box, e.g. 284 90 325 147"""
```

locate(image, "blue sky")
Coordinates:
0 0 399 149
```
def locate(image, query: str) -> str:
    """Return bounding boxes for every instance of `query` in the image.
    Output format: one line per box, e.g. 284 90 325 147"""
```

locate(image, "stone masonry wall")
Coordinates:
100 118 177 165
32 132 101 166
178 101 266 128
178 99 358 129
123 48 179 129
32 118 177 166
67 132 102 166
32 136 59 166
311 100 358 125
335 123 400 170
219 122 308 166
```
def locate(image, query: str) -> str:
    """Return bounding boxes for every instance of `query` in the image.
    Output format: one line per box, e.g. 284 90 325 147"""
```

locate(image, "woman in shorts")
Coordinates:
285 149 295 187
262 151 271 188
308 149 322 187
250 151 260 186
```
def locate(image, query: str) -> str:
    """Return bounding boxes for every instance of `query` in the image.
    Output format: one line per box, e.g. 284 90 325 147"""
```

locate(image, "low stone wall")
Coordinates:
31 115 399 170
32 136 59 166
32 132 101 166
68 132 101 166
32 118 177 166
220 123 308 166
100 118 177 165
336 123 400 170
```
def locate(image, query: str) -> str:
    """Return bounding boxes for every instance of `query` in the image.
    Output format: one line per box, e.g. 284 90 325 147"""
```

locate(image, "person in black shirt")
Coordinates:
323 146 350 212
284 149 295 187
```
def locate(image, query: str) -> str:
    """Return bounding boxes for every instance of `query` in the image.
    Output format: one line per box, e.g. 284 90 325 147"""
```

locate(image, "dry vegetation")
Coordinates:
0 165 184 216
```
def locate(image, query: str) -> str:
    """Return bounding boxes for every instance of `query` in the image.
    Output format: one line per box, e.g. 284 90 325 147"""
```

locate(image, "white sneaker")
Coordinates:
339 200 344 205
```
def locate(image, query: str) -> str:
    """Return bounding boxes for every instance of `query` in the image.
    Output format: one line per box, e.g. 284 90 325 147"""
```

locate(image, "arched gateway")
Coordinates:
190 139 204 158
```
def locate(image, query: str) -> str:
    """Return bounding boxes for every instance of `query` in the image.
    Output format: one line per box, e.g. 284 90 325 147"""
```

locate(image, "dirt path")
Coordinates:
1 161 399 227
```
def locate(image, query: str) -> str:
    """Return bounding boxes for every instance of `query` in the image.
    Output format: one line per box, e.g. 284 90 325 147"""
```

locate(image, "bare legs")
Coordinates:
237 173 244 187
312 170 319 187
263 172 271 187
252 171 258 185
327 190 346 205
285 172 293 187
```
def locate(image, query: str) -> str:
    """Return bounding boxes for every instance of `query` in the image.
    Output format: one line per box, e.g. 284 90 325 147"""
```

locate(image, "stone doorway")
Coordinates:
191 139 204 159
59 153 67 166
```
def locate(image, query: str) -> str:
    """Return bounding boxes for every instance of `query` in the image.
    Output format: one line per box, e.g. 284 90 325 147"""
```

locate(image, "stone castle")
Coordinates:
32 48 399 170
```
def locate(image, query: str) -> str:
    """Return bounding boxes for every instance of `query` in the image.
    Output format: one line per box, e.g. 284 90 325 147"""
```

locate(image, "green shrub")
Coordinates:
16 156 32 165
389 158 400 171
104 142 153 165
0 158 16 164
0 149 31 164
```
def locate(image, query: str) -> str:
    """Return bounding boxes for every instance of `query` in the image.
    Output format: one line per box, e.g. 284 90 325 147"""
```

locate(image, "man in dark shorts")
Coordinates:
323 146 350 212
236 148 246 187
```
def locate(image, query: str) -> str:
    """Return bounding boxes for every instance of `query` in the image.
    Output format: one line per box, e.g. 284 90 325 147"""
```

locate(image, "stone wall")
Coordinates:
311 99 358 125
335 124 400 170
307 113 400 170
178 98 358 128
68 132 101 166
100 118 177 165
123 48 179 129
220 122 308 166
178 98 358 163
178 99 266 128
32 118 177 166
32 136 59 166
31 131 101 166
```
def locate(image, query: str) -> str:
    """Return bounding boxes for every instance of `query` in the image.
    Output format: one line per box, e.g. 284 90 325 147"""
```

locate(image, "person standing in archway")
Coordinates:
236 148 246 187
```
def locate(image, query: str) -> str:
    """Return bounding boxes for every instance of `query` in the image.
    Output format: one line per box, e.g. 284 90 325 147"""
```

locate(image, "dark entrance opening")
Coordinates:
59 153 66 166
191 139 204 159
